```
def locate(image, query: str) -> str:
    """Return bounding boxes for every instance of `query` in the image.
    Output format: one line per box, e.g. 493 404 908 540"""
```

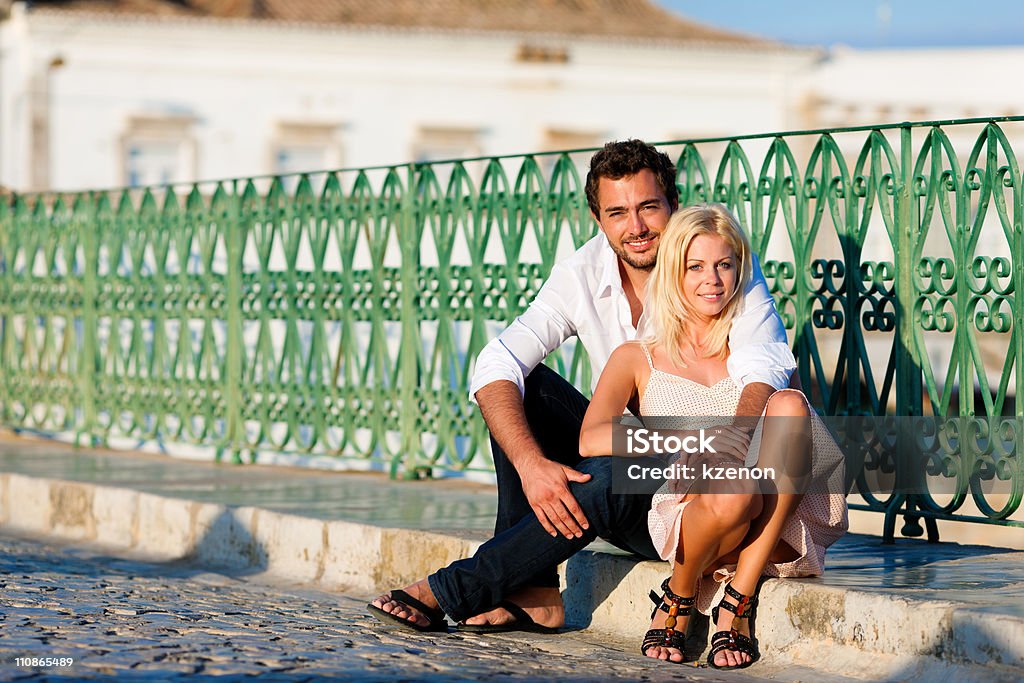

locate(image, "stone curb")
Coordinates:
1 472 1021 675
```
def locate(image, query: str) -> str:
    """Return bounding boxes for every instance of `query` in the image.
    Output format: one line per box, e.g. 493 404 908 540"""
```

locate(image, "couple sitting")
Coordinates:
369 140 847 670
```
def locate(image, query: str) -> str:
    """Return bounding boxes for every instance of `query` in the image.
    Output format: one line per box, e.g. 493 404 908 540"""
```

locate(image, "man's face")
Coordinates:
592 169 674 272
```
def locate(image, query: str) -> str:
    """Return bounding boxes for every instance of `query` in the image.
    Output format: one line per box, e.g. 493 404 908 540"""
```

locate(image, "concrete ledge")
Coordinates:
561 547 1024 672
1 471 1021 678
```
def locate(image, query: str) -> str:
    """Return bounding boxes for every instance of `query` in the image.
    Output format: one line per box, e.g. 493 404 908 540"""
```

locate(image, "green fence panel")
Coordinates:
1 119 1021 539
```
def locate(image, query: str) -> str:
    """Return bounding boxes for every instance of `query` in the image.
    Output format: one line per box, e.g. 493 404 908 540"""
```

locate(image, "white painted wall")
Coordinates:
0 4 815 192
799 45 1024 123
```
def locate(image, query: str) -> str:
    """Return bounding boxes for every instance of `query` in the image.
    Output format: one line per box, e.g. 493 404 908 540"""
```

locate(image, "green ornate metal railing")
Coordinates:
0 117 1020 541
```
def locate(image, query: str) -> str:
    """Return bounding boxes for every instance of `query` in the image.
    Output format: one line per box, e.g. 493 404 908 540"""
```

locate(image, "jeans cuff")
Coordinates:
426 573 457 621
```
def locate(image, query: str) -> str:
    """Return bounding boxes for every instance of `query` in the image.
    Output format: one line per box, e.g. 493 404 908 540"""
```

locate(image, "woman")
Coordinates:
579 203 847 670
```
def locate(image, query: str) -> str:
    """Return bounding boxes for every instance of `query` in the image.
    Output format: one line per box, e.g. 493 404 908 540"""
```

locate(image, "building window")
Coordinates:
275 146 327 177
538 128 604 179
515 43 569 64
907 106 929 122
412 126 482 164
271 122 342 181
120 115 196 188
126 141 179 187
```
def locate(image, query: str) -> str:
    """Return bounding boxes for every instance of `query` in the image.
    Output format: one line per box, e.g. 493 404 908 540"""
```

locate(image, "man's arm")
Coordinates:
728 254 797 392
468 265 579 401
735 381 776 417
727 255 797 451
470 264 594 539
475 380 592 539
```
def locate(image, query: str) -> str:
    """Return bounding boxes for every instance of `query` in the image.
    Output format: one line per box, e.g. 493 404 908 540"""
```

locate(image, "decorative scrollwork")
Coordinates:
915 295 957 333
0 120 1020 533
967 256 1013 296
763 260 796 297
811 259 845 296
970 295 1014 334
811 293 845 330
915 257 957 296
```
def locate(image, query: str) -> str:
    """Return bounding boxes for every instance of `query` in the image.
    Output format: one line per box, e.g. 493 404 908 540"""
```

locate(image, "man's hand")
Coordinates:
518 456 592 538
475 380 592 539
707 425 751 462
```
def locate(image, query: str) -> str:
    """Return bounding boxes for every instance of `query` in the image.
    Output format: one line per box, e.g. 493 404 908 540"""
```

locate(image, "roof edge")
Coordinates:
25 6 815 56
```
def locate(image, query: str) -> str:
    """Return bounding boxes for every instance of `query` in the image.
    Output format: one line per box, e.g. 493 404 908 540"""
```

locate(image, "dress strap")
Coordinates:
639 342 655 370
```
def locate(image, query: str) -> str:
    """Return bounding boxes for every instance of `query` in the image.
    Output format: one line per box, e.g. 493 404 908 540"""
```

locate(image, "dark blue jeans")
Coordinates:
492 363 590 587
428 456 660 622
428 365 660 622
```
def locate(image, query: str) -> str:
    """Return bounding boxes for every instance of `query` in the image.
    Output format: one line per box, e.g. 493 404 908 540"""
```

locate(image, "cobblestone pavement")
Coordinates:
0 533 808 682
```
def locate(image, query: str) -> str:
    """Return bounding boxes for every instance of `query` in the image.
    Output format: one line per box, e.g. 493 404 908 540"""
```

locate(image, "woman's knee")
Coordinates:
694 491 760 526
765 389 810 417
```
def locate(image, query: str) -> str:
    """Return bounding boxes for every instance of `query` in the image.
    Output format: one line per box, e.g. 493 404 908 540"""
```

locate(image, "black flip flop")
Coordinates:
457 600 560 634
367 589 448 632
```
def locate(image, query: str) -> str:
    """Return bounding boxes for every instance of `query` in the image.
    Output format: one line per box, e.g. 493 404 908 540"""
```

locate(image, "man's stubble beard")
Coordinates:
610 242 658 272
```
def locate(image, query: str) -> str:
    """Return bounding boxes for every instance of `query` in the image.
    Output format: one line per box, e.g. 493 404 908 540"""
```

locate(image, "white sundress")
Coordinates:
638 342 849 615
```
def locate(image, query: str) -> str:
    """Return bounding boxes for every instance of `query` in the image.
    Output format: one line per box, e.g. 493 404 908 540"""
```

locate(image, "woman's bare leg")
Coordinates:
646 489 761 662
712 389 811 668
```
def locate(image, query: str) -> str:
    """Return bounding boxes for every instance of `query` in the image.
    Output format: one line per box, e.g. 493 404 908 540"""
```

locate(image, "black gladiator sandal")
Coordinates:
640 578 696 664
707 582 760 670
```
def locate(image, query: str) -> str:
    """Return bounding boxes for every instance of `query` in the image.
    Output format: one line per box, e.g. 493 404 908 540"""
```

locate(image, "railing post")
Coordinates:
889 123 926 543
1017 183 1024 420
0 197 7 426
77 193 99 446
396 165 424 479
223 183 245 463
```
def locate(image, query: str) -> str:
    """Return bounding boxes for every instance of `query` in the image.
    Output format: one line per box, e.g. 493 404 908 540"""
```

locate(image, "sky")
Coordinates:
662 0 1024 49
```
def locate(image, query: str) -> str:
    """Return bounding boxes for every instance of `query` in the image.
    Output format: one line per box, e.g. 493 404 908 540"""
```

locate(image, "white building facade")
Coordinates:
0 0 816 193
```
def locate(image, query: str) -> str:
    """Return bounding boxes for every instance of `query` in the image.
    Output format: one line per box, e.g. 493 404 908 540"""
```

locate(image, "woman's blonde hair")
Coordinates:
643 203 752 368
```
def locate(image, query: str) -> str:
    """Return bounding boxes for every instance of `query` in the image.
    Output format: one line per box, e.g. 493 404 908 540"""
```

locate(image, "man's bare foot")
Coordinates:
461 586 564 629
369 579 440 629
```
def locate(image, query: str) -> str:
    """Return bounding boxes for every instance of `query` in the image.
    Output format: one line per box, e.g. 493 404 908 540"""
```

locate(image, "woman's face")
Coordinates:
682 233 738 320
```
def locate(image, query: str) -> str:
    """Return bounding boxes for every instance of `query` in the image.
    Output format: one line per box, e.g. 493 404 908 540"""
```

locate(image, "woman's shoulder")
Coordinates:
610 339 648 357
604 340 650 370
620 340 662 371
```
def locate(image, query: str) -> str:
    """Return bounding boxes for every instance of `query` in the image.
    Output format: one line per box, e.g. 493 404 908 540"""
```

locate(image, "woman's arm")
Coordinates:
579 343 643 457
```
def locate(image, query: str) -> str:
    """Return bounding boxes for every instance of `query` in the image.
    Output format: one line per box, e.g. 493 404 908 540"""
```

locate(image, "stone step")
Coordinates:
1 470 1021 680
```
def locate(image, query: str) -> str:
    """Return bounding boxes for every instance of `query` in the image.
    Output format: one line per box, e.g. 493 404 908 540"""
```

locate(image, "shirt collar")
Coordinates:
596 237 621 298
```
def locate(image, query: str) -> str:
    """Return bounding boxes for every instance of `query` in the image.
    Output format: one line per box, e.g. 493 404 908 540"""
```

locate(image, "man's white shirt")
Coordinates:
469 234 797 400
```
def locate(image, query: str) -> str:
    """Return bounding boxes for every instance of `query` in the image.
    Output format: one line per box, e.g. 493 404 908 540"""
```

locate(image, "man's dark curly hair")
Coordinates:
585 139 678 217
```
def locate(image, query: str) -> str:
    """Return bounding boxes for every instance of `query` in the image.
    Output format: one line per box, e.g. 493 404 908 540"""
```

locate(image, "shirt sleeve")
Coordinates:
468 266 578 402
728 255 796 390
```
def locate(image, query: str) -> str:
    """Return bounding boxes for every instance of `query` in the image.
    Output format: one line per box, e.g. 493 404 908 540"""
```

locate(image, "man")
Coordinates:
369 139 794 631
